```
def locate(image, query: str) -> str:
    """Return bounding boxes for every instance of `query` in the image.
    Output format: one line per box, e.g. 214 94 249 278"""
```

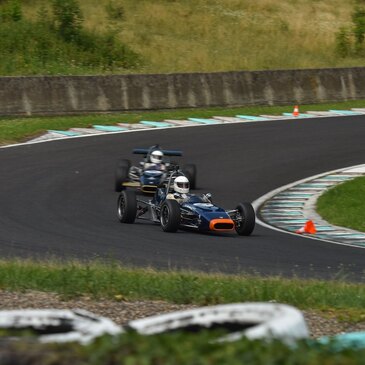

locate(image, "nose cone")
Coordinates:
209 219 235 231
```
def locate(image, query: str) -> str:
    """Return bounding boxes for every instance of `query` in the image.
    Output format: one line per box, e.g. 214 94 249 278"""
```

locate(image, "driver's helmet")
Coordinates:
150 150 164 164
173 175 190 194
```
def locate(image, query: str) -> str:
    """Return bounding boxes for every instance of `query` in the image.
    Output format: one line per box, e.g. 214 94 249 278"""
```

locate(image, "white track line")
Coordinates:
252 164 365 249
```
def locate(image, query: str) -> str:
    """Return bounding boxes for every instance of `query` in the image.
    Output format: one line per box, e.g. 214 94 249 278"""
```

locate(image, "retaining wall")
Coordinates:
0 67 364 116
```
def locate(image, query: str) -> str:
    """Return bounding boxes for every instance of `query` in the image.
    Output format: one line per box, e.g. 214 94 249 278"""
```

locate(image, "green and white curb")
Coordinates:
2 106 365 249
253 164 365 249
8 107 365 146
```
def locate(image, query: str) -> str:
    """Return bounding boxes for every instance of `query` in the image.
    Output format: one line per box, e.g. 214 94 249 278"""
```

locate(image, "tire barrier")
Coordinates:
0 309 121 344
319 331 365 350
126 303 309 345
1 305 364 350
0 303 308 345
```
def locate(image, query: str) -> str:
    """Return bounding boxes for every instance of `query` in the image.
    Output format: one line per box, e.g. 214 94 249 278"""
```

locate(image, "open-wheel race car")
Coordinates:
115 145 197 194
117 170 255 235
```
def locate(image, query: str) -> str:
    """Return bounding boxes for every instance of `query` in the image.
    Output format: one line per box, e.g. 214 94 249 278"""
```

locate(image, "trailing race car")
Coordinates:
117 170 255 235
115 145 197 194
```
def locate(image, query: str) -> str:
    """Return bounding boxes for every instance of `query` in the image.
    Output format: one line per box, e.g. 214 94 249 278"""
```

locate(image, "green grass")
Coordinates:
3 332 365 365
12 0 365 75
1 0 365 76
2 99 365 145
0 1 140 76
1 259 364 321
317 176 365 232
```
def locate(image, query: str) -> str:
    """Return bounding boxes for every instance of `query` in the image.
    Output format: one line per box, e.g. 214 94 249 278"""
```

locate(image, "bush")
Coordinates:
335 27 352 58
335 2 365 57
352 5 365 53
105 1 125 22
1 333 365 365
0 0 141 75
0 0 22 22
52 0 83 42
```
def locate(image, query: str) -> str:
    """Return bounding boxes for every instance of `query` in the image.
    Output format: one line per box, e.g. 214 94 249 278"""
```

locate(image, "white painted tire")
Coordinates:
127 302 309 345
0 309 121 344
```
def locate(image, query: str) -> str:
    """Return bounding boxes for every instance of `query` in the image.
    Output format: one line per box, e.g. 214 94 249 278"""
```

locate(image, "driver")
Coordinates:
130 150 166 180
143 150 167 171
167 175 190 203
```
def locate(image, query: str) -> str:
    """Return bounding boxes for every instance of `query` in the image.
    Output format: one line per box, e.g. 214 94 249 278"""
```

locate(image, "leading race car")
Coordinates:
115 145 197 194
117 170 255 235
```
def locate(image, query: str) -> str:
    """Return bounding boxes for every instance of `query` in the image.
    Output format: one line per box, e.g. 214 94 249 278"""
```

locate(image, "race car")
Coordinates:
115 145 197 194
117 170 255 235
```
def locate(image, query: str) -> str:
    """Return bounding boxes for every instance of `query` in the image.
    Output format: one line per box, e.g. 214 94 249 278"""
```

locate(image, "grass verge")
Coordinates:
317 176 365 232
1 99 365 145
2 332 365 365
1 259 364 322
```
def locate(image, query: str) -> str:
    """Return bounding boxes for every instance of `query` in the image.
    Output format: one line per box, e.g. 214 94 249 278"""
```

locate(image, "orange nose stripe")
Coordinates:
209 219 235 231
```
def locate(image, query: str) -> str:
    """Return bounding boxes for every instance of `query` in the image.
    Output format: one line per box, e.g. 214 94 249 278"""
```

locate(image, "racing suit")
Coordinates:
166 192 188 204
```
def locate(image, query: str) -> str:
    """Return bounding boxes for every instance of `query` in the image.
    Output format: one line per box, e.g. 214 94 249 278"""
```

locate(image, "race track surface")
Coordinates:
1 116 365 281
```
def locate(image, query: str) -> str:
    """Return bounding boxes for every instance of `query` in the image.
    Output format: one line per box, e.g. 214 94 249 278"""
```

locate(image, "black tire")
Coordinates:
115 166 128 192
182 164 197 190
160 200 181 232
235 202 255 236
117 159 131 169
117 190 137 223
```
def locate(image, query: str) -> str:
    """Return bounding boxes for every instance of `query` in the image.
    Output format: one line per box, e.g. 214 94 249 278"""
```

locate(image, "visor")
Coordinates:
177 182 189 189
152 154 162 161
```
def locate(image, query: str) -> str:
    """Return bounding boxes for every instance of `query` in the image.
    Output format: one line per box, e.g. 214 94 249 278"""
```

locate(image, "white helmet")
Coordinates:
150 150 163 164
173 175 190 194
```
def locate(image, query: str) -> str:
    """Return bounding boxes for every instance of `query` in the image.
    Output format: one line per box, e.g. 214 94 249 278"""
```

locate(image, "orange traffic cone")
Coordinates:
296 220 316 234
293 105 300 117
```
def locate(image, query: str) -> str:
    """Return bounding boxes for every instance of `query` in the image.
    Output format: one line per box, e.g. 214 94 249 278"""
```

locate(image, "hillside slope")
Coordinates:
6 0 365 74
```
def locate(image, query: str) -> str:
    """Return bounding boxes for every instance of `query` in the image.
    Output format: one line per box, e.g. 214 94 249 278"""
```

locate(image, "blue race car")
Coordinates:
117 170 255 235
115 145 197 194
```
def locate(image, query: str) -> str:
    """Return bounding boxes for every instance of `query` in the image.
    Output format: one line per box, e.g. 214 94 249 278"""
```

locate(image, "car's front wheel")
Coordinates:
117 190 137 223
235 202 255 236
160 200 181 232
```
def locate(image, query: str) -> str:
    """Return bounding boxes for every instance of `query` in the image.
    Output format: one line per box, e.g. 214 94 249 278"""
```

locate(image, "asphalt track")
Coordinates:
1 115 365 281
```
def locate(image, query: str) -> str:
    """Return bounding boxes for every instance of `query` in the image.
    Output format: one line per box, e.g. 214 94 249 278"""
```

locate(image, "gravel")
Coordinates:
1 290 365 338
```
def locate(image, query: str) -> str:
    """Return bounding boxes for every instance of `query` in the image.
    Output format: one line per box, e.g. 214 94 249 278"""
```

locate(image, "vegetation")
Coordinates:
0 2 364 361
317 176 365 232
1 333 365 365
0 0 365 75
335 0 365 58
2 99 365 145
0 0 141 75
1 259 364 321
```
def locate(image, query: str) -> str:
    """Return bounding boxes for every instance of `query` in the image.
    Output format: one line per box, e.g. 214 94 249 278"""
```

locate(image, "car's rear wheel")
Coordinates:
182 164 197 190
115 166 128 192
235 202 255 236
160 200 181 232
117 190 137 223
117 159 131 169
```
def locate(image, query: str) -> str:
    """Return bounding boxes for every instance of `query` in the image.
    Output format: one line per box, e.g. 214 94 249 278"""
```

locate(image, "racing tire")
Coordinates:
117 190 137 223
182 164 197 190
115 166 129 192
117 159 131 169
235 202 255 236
160 200 181 233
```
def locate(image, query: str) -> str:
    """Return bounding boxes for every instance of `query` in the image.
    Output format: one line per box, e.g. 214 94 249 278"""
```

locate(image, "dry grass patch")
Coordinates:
8 0 365 73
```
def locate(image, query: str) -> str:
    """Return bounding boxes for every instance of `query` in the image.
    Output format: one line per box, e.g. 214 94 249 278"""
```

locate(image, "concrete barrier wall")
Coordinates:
0 67 364 116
